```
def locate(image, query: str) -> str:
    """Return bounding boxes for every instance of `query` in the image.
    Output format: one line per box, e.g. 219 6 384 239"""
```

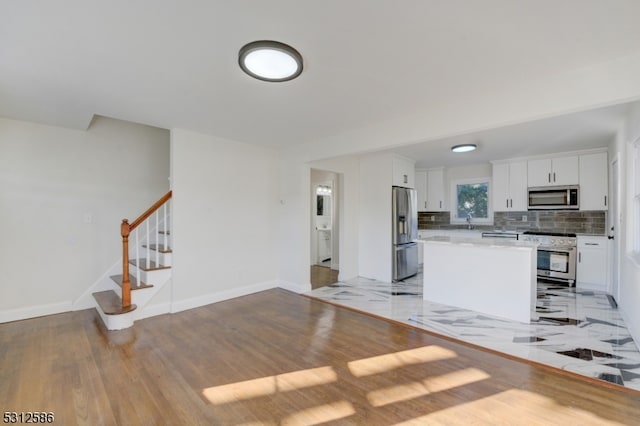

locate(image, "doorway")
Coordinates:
610 154 620 301
310 169 340 289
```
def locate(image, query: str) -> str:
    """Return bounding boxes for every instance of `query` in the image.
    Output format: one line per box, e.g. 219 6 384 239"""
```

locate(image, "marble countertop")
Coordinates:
418 235 538 249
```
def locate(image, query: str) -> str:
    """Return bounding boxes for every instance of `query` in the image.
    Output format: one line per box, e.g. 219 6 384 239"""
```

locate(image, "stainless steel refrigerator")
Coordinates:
392 186 418 281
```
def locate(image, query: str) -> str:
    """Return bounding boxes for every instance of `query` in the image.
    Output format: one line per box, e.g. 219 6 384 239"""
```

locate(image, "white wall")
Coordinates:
170 128 281 312
276 151 313 290
616 102 640 346
359 153 393 281
0 116 169 320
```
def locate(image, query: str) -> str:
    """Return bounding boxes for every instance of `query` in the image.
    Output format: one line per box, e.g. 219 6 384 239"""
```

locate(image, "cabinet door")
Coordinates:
579 153 608 210
509 161 528 211
392 157 415 188
426 169 445 211
576 237 608 289
527 158 552 187
552 156 579 186
415 171 428 212
492 163 510 212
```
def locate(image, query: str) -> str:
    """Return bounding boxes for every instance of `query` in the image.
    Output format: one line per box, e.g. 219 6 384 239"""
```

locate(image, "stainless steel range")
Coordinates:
520 231 577 286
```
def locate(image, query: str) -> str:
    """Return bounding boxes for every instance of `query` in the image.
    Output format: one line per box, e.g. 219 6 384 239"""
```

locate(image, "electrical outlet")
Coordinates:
430 215 435 222
521 215 527 222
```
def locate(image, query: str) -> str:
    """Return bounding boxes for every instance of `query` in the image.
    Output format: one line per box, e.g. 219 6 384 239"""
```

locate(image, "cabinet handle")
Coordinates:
439 201 442 208
579 252 581 263
506 199 509 208
510 199 513 208
553 172 556 182
584 243 599 246
548 173 551 183
604 195 607 206
403 174 408 184
424 201 427 209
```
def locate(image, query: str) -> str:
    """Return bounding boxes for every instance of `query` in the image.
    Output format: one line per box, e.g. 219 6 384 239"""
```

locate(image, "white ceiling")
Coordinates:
2 1 640 163
392 102 632 168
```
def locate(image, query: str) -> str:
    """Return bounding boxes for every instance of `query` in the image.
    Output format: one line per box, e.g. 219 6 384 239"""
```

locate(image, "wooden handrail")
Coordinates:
120 190 172 308
129 190 172 231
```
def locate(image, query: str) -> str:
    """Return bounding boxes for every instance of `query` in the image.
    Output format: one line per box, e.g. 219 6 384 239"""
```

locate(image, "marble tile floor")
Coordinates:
306 270 640 392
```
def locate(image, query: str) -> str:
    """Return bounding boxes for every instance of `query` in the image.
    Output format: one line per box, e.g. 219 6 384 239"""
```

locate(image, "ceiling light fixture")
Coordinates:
238 40 303 82
451 144 477 153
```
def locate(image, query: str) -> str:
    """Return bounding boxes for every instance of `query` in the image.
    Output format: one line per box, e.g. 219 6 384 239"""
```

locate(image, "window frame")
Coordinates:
449 177 494 225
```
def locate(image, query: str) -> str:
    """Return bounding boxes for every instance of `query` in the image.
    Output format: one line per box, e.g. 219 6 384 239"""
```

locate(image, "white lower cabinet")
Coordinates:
576 236 608 291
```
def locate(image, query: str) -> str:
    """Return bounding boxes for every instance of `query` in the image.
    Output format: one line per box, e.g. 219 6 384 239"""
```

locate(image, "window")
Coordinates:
450 178 493 225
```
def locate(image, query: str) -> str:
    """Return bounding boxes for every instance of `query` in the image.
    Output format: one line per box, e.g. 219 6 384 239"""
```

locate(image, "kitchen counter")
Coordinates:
418 235 537 248
420 236 537 323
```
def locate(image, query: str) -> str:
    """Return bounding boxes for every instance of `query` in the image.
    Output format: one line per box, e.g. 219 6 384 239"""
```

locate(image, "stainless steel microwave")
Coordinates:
527 185 579 210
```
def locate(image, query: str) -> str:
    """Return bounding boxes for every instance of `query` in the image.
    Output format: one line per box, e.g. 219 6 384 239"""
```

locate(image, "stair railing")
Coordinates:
120 190 172 308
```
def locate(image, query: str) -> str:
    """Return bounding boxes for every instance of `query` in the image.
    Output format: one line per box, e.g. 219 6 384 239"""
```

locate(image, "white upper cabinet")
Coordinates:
392 156 415 188
492 161 527 212
528 156 579 187
415 170 428 212
579 152 608 210
426 168 446 211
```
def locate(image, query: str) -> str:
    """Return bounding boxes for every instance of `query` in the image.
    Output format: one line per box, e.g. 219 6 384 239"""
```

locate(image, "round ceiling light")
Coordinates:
451 144 477 153
238 40 303 82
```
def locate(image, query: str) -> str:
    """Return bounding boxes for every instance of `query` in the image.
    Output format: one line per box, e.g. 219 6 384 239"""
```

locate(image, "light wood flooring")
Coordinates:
2 289 640 425
310 265 339 289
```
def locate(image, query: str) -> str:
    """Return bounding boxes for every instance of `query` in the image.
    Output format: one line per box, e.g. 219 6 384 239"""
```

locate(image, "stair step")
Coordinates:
130 258 171 271
110 274 154 290
92 290 137 315
158 230 171 235
142 244 172 253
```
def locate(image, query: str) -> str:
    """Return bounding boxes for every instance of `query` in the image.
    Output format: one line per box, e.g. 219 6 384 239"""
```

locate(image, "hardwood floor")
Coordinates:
2 289 640 425
310 265 339 289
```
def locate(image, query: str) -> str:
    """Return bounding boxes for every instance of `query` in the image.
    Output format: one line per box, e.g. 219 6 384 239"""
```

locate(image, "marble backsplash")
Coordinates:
418 210 606 235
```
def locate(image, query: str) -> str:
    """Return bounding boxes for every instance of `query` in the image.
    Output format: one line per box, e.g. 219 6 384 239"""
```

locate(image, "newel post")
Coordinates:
121 219 132 308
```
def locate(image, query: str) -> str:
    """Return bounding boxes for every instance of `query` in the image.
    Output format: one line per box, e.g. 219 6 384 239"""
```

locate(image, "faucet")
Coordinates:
466 213 473 230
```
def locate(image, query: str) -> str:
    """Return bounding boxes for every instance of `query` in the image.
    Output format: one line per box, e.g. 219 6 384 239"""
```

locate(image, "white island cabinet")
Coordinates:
420 236 537 323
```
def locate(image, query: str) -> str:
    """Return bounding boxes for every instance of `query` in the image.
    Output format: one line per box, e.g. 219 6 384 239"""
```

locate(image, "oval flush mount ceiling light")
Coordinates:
451 144 477 153
238 40 303 82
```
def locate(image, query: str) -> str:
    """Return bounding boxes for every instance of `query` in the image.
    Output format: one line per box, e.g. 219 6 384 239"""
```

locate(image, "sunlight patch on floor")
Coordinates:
348 345 458 377
391 389 626 425
202 366 337 405
281 400 355 426
367 368 491 407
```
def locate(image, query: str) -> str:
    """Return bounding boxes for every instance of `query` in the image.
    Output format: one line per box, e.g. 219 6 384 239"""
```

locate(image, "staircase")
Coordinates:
93 191 172 330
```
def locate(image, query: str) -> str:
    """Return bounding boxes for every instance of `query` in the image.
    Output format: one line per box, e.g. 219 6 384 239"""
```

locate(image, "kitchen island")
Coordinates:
419 236 538 323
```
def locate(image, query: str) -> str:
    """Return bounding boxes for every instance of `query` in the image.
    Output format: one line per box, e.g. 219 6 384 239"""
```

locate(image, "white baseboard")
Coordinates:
0 301 73 324
137 302 172 320
278 280 311 293
170 280 280 313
